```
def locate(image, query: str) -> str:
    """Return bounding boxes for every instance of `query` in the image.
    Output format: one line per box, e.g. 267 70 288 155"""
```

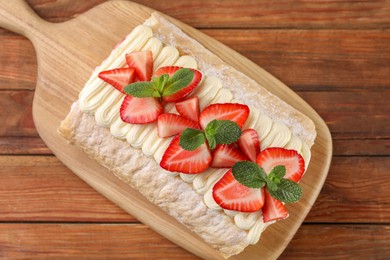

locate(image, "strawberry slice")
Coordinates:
157 113 200 138
160 134 212 174
154 66 181 77
237 129 260 162
256 147 305 183
199 103 250 129
98 67 135 93
175 96 200 123
154 66 203 102
211 144 248 168
262 189 289 222
125 50 153 81
120 95 162 124
212 169 265 212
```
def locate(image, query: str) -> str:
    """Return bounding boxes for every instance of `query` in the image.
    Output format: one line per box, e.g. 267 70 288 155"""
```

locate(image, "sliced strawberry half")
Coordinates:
154 66 203 103
237 129 260 162
160 134 212 174
175 96 200 123
199 103 250 129
120 95 162 124
212 169 265 212
98 67 135 93
125 50 153 81
154 66 181 77
262 189 289 222
211 144 248 168
256 147 305 183
157 113 200 138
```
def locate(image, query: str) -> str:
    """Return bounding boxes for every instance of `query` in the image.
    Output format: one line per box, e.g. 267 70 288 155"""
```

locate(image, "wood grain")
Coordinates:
25 0 390 29
0 1 332 258
2 29 390 91
0 223 388 259
1 156 387 223
1 0 388 259
0 224 199 259
0 156 135 223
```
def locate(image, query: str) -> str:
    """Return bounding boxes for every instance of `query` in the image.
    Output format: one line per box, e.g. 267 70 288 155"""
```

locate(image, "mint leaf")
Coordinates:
205 133 217 150
162 68 194 96
268 179 302 203
213 120 241 145
152 74 168 94
179 128 206 151
268 165 286 183
232 161 266 189
124 82 160 98
205 120 241 147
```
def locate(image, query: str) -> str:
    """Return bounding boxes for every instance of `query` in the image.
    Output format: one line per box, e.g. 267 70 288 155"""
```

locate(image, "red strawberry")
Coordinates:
157 113 200 138
211 144 248 168
199 103 250 129
212 169 265 212
175 96 200 123
120 95 162 124
154 66 181 77
262 189 289 222
256 147 305 183
237 129 260 162
98 67 135 93
154 66 203 102
160 134 212 174
125 50 153 81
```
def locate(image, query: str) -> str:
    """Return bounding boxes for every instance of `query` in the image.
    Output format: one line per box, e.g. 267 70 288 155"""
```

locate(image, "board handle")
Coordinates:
0 0 49 39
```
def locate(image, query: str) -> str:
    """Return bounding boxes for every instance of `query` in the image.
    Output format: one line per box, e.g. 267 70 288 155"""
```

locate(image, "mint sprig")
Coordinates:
124 68 194 99
232 161 302 204
179 119 242 151
179 128 206 151
162 68 194 96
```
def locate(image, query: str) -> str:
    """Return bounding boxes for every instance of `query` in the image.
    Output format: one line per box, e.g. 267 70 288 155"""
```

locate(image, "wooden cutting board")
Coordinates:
0 0 332 259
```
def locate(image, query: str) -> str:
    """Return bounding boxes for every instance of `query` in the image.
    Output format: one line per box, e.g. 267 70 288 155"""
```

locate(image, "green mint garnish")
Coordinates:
179 128 206 151
232 161 266 188
124 68 194 99
205 120 241 146
268 165 286 182
205 133 217 150
179 119 242 151
268 178 302 203
232 162 302 204
123 82 160 98
162 68 194 96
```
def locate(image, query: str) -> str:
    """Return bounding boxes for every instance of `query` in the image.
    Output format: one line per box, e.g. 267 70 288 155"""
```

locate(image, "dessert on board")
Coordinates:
58 13 316 258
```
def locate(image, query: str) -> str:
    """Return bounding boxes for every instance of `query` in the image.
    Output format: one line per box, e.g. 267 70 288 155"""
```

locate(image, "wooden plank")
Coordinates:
205 29 390 91
305 156 390 223
1 29 389 91
2 90 388 139
25 0 390 29
1 155 388 223
0 223 388 259
0 223 199 259
0 91 36 137
299 91 390 139
0 33 37 90
280 224 390 259
333 139 390 156
0 137 51 155
0 156 135 222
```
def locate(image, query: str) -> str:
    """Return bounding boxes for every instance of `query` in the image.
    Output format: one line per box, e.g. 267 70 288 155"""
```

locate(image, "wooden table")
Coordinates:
1 0 389 259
